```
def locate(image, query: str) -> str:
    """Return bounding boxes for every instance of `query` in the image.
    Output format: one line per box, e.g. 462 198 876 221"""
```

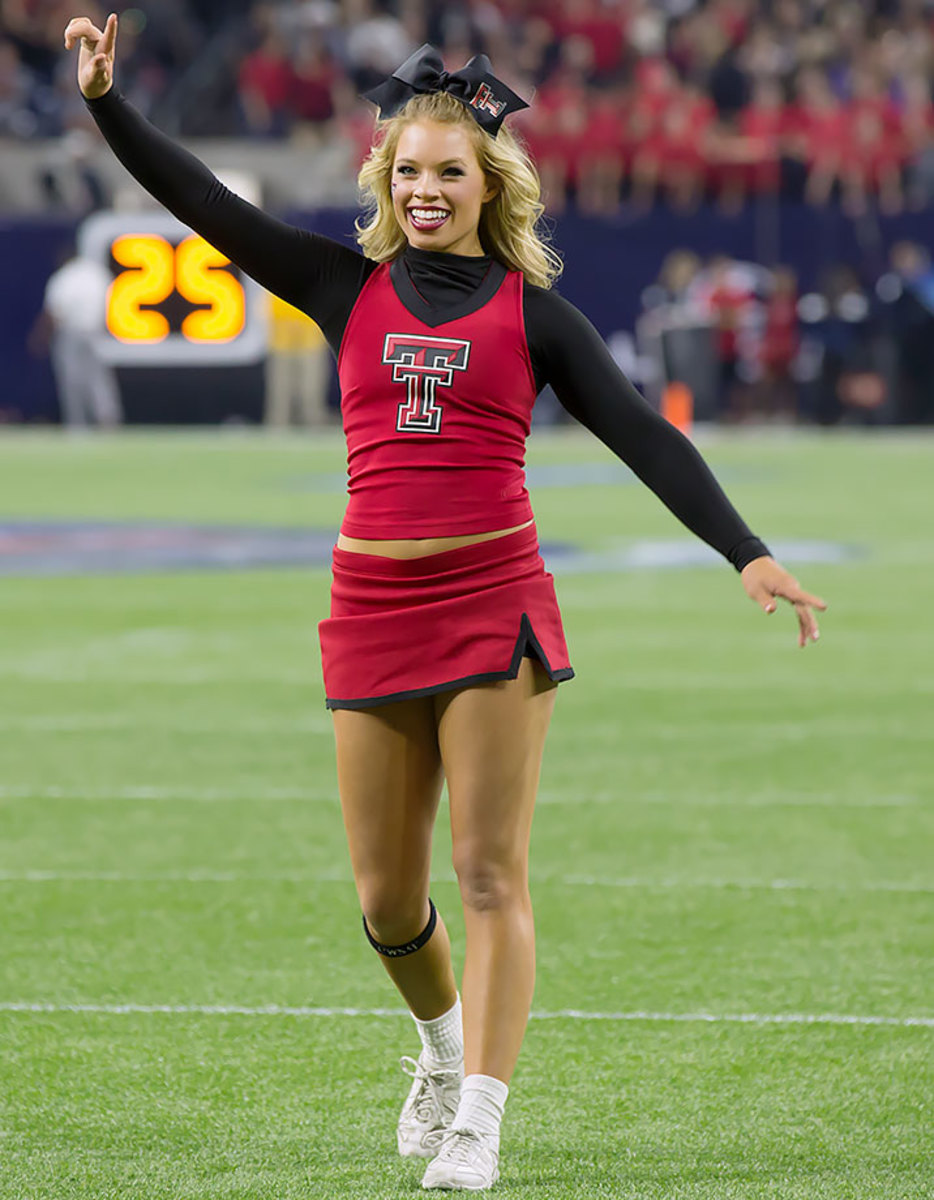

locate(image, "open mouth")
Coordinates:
408 207 451 231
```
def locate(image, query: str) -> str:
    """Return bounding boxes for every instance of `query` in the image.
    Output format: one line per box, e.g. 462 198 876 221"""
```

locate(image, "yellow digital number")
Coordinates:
176 235 246 343
107 234 175 342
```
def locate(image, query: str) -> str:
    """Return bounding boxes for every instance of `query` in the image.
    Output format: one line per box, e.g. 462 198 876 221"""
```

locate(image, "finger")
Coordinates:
798 590 827 611
101 12 118 56
776 584 828 611
794 601 820 646
64 17 103 47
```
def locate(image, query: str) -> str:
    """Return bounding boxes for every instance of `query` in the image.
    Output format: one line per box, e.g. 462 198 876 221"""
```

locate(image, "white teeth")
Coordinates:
410 208 449 220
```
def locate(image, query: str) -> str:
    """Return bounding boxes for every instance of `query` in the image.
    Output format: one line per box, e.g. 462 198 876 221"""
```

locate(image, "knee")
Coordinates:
452 847 528 913
358 881 429 944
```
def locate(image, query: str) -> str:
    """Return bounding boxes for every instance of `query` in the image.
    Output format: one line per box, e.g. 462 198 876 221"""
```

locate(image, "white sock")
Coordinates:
452 1073 509 1152
413 994 463 1066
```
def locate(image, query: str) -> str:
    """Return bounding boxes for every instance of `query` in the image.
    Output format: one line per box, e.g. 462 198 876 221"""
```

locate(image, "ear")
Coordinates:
482 177 499 204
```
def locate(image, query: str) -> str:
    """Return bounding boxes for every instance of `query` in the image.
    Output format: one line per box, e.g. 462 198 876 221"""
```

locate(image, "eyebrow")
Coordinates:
394 157 468 167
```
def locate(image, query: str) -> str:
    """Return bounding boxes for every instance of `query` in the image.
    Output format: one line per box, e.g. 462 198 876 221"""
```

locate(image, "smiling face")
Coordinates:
391 119 496 257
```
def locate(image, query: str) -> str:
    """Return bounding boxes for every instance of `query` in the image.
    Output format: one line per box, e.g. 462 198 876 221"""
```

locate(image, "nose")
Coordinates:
413 172 440 199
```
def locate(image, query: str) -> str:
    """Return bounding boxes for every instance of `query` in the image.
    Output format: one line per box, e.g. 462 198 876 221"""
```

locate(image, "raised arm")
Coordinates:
64 14 372 349
524 286 826 646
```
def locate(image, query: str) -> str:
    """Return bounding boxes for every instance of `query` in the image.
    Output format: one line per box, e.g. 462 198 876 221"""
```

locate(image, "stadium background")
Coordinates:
4 0 934 425
1 4 932 1200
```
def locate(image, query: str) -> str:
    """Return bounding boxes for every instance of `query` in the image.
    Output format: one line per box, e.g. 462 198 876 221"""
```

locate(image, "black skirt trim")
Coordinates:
325 612 575 710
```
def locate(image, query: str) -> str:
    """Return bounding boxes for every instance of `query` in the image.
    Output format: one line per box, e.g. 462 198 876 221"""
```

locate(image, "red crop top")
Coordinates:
336 261 537 538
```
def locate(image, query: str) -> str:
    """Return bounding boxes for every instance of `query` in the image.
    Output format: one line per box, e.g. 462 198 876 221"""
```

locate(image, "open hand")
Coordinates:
741 555 827 648
64 12 117 100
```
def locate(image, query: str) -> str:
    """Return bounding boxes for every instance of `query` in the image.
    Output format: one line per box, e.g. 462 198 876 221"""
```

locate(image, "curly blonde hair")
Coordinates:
355 91 562 289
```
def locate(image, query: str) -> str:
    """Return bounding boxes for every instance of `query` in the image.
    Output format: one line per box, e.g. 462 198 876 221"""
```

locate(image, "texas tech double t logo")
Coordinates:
382 334 471 434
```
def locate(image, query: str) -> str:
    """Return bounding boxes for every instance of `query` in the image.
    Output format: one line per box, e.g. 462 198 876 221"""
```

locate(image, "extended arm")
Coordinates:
67 15 371 349
525 286 769 569
524 287 827 644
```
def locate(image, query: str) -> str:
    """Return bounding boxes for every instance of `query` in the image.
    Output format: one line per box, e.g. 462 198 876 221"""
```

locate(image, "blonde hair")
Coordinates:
355 91 562 289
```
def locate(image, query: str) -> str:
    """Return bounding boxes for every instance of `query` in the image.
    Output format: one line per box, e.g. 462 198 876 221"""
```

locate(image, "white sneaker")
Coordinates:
420 1127 500 1191
397 1052 463 1159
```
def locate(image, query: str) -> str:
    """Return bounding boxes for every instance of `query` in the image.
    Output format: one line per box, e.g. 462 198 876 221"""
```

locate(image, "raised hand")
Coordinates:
64 12 118 100
741 555 828 648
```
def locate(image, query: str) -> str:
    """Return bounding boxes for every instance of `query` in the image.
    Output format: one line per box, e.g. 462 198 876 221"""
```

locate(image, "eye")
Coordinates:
443 167 465 177
395 165 415 175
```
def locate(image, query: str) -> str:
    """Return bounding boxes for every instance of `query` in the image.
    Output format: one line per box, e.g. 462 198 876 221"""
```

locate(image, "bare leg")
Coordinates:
332 699 457 1019
434 657 558 1083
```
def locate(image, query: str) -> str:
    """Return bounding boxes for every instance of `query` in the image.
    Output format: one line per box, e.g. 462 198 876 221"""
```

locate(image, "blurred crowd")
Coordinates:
635 239 934 424
4 0 934 213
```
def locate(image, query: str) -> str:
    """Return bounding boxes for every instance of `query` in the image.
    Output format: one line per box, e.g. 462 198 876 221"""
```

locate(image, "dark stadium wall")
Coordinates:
5 204 934 422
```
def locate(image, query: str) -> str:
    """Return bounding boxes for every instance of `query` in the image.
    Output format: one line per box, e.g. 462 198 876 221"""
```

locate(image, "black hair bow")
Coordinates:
362 44 529 137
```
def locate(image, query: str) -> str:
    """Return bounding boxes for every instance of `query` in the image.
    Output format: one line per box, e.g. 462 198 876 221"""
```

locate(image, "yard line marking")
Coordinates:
1 669 315 685
0 716 331 734
1 1002 931 1028
0 869 931 894
0 785 922 808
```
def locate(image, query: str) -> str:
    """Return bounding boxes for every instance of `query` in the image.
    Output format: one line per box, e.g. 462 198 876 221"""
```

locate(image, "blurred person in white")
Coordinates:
41 250 122 429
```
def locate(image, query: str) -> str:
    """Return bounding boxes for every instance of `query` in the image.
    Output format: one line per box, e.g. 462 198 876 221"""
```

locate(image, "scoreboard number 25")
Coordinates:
78 210 266 366
108 233 245 343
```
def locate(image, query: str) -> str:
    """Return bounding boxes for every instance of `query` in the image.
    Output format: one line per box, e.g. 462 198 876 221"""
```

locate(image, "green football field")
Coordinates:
0 427 931 1199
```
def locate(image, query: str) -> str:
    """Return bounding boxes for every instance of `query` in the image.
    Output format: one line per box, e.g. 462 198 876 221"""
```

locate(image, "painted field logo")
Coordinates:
382 333 471 434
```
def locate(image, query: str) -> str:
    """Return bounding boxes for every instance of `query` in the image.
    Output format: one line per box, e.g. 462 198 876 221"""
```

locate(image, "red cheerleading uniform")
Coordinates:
337 262 535 537
322 259 574 707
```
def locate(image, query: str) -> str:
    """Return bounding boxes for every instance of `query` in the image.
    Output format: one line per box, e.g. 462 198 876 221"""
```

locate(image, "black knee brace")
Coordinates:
363 898 437 957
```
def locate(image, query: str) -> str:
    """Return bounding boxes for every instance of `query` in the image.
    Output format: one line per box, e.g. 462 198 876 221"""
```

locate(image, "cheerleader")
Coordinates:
66 16 827 1190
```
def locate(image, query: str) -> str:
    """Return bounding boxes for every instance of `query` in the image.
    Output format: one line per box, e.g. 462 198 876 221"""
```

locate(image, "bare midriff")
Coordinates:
336 518 534 559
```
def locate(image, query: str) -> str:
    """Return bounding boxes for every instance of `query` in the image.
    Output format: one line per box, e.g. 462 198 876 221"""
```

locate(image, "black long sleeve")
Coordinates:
523 286 770 571
84 88 375 353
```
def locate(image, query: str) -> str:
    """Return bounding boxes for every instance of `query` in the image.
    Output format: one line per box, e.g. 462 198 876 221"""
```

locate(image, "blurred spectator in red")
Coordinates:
839 103 905 216
627 57 678 143
706 76 786 212
537 31 597 111
757 265 799 420
287 32 343 137
787 67 845 206
522 99 580 215
575 84 626 215
630 85 713 213
238 27 293 136
545 0 626 83
699 254 757 418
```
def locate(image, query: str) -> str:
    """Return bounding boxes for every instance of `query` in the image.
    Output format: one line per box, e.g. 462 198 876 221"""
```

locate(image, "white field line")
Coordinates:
0 869 931 893
0 669 316 685
0 716 332 734
1 1001 931 1029
0 784 922 807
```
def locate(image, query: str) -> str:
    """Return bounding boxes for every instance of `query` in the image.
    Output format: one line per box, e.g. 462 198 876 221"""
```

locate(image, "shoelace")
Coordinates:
435 1127 491 1164
399 1054 461 1127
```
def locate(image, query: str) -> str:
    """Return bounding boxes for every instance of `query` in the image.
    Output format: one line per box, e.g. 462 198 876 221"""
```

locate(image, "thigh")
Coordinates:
434 658 558 874
331 696 445 897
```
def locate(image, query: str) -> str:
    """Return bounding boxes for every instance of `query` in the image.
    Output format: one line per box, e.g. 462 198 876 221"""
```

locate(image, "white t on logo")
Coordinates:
382 333 471 434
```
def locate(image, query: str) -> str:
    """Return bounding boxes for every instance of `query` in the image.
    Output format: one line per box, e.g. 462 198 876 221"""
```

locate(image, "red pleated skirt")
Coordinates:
318 522 574 709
